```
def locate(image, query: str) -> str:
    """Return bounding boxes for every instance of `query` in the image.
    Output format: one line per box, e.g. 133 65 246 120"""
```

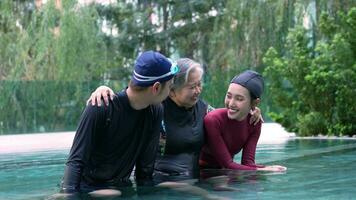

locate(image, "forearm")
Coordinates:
135 161 155 186
225 161 258 170
61 163 82 193
136 176 155 186
249 163 265 168
241 159 264 168
135 140 157 186
136 113 161 186
240 123 262 169
135 137 158 186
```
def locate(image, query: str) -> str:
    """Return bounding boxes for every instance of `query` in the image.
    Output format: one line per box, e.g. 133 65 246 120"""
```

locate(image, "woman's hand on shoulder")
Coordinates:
249 107 264 125
86 85 115 106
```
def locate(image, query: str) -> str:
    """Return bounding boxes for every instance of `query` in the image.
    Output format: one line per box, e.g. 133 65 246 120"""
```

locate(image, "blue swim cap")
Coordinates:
131 51 178 87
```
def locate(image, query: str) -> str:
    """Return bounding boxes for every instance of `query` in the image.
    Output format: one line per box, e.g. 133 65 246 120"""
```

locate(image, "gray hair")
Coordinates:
171 58 204 91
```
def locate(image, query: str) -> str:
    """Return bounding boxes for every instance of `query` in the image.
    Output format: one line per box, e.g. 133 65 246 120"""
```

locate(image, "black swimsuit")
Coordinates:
154 97 207 181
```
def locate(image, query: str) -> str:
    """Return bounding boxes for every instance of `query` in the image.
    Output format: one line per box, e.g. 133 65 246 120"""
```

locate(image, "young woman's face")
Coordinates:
171 70 203 108
224 83 252 121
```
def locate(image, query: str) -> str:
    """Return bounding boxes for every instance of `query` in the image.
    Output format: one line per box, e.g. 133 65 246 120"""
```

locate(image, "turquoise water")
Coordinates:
0 138 355 200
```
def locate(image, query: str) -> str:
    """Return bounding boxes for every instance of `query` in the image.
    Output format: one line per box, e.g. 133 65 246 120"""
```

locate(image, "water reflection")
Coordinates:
1 139 356 200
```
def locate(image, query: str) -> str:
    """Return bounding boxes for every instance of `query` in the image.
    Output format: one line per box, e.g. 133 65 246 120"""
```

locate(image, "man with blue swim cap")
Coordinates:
60 51 178 197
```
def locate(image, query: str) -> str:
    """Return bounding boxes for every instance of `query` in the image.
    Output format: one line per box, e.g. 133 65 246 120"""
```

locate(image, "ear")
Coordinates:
151 82 161 94
168 90 175 98
251 98 260 109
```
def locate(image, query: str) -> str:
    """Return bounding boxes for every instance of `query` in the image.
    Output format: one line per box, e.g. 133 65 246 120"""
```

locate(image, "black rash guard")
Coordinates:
61 89 162 193
154 97 207 181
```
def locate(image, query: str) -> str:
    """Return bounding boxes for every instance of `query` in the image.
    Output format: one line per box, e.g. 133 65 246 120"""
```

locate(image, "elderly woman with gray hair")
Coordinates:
88 58 262 182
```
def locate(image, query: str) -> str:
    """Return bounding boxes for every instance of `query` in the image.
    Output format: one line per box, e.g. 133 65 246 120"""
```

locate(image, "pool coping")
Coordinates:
0 123 294 154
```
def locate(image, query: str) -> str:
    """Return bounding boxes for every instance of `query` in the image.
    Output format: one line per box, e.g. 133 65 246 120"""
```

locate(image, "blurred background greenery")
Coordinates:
0 0 355 136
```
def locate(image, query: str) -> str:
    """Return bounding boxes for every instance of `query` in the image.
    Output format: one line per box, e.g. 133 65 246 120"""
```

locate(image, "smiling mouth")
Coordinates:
228 108 239 114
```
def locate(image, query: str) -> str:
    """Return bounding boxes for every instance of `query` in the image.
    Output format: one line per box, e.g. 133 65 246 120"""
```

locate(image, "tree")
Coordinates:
263 8 356 136
0 0 110 134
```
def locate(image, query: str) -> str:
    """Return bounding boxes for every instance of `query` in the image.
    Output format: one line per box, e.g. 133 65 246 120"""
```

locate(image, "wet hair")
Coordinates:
171 58 203 91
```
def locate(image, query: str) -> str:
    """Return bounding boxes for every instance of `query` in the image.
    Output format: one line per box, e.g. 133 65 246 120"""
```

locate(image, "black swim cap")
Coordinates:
230 70 264 99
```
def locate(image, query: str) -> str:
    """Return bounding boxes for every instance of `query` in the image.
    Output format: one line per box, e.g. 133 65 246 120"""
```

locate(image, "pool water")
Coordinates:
0 138 355 200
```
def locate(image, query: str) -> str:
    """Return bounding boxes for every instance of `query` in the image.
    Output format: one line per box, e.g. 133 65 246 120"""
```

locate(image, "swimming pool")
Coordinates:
1 138 355 200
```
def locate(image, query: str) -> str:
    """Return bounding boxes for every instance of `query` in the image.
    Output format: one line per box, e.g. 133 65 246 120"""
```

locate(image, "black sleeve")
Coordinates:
61 105 106 193
135 105 163 186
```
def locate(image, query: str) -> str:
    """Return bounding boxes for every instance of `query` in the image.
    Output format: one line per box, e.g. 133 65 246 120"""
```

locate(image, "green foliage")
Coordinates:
0 0 118 134
297 112 327 136
263 8 356 136
201 67 240 108
1 1 356 135
55 2 107 80
0 80 121 134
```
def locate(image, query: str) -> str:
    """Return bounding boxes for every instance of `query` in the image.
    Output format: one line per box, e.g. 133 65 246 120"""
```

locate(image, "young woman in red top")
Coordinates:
200 70 287 172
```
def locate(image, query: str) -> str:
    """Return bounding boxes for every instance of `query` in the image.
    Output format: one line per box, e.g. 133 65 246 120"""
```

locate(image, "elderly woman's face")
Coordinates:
171 70 203 109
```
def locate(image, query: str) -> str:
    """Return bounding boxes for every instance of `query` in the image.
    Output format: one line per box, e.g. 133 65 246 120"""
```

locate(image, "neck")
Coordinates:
169 95 192 110
234 115 247 121
126 87 151 110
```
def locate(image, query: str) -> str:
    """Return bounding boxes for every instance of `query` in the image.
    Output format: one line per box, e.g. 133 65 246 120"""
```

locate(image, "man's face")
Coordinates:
224 83 252 121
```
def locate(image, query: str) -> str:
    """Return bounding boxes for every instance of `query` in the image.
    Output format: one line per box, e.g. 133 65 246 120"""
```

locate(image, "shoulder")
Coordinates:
150 103 164 117
196 99 209 113
114 90 127 103
198 99 208 108
205 108 227 117
196 99 217 114
204 108 227 123
81 103 110 125
109 89 126 109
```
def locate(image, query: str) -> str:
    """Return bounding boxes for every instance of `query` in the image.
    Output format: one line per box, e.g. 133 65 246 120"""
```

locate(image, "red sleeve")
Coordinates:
204 114 257 170
241 121 264 168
